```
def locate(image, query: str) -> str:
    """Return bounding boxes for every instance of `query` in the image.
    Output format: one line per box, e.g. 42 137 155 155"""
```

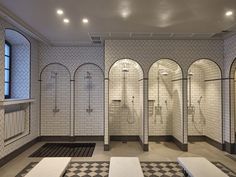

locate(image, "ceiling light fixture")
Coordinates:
82 18 89 24
225 10 233 16
63 18 70 23
57 9 64 15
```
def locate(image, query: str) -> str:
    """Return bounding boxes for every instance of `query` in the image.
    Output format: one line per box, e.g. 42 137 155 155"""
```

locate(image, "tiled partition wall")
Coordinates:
0 18 40 159
172 70 183 144
39 44 104 137
224 34 236 153
204 61 222 143
105 40 224 150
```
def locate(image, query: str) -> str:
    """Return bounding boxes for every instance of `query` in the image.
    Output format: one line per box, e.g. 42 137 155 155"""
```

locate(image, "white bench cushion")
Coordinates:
177 157 228 177
25 157 71 177
109 157 144 177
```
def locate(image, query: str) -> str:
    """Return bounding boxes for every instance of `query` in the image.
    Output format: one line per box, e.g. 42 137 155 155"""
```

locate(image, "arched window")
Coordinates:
4 41 11 98
5 29 30 99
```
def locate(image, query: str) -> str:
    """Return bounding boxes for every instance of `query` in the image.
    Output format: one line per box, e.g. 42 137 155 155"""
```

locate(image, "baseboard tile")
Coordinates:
149 136 187 151
40 136 104 141
0 137 39 168
188 135 224 151
110 135 139 141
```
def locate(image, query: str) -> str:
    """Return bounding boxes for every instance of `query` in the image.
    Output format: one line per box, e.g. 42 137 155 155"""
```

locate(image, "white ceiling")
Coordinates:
0 0 236 46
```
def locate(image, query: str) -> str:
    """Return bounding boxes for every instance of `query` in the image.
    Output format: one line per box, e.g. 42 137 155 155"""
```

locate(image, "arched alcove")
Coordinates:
108 59 144 144
5 29 30 99
187 59 222 147
40 63 71 136
148 59 183 145
74 63 104 136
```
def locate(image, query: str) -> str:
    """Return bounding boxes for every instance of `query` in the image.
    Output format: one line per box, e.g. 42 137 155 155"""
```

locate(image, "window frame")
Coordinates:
4 40 11 99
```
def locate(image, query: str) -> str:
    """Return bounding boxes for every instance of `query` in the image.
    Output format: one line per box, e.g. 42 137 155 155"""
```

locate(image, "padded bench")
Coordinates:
177 157 228 177
109 157 144 177
25 157 71 177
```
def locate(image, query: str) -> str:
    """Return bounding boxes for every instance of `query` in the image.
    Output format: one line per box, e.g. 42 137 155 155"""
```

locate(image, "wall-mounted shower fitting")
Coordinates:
51 71 60 113
198 96 203 104
155 104 162 115
127 96 135 124
148 100 155 116
85 71 93 114
188 105 195 116
187 71 195 118
165 100 168 110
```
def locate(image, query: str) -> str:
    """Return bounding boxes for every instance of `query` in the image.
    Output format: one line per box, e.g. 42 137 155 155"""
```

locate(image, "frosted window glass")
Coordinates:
5 70 9 82
5 56 10 69
5 44 10 56
5 83 9 96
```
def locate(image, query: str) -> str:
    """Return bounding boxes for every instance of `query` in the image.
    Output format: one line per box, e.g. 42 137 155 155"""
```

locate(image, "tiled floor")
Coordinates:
0 141 236 177
16 161 236 177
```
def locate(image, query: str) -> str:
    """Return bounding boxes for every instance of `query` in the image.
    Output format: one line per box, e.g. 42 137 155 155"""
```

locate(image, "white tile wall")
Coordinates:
39 44 105 137
109 59 142 136
105 40 224 145
74 64 104 136
148 60 182 136
224 35 236 143
172 79 183 142
188 65 206 136
187 60 222 143
40 64 71 136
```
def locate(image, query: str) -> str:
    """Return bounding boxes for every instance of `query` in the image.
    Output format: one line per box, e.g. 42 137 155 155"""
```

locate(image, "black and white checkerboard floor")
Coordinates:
16 161 236 177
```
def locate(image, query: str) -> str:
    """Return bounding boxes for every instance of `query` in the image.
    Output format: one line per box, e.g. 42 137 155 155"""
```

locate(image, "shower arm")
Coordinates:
188 76 192 107
86 72 93 113
55 73 57 110
123 71 127 106
157 74 160 106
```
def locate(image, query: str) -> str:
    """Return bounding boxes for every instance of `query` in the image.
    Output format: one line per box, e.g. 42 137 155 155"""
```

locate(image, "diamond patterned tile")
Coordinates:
16 161 236 177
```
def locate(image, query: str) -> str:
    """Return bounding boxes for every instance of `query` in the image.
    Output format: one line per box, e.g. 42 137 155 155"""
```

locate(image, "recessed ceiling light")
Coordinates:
225 10 233 16
63 18 70 23
82 18 89 24
57 9 64 15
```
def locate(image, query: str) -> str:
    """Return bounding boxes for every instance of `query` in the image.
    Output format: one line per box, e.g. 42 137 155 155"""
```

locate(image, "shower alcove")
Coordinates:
148 59 184 148
74 63 104 137
108 59 144 147
229 59 236 153
187 59 223 149
40 63 71 136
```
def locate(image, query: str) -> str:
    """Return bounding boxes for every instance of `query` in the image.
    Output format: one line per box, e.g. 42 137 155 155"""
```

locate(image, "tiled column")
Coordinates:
0 23 5 158
223 78 235 153
143 78 149 151
104 78 109 150
182 78 188 150
70 80 75 136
